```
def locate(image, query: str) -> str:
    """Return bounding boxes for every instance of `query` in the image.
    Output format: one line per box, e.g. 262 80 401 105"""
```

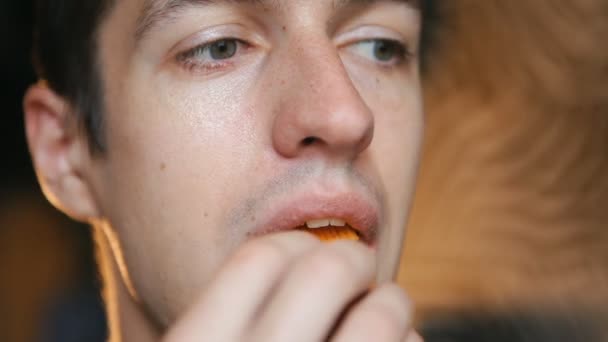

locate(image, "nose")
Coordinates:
271 37 374 161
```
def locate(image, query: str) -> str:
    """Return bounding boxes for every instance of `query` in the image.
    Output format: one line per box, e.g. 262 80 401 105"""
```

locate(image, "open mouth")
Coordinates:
295 218 361 242
249 192 379 247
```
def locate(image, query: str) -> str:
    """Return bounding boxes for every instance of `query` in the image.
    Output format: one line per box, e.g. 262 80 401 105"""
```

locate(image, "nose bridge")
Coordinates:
271 34 374 159
292 36 357 109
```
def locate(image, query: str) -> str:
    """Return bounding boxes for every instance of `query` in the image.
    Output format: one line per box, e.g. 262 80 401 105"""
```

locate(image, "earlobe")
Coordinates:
23 83 102 222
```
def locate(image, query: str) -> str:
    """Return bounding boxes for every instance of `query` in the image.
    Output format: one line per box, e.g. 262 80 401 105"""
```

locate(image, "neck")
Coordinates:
94 227 161 342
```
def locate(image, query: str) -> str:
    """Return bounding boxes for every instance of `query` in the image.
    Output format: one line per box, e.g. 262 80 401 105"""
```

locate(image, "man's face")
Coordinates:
92 0 422 325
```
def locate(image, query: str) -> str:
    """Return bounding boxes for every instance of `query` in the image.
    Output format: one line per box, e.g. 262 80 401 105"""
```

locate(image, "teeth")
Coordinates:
305 218 346 229
330 219 346 227
306 219 330 229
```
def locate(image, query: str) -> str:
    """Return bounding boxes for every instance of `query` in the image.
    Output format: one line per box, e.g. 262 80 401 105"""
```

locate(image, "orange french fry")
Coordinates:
298 226 359 242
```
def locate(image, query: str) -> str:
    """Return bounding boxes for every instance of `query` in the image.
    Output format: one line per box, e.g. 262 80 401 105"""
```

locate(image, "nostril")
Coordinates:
301 136 318 147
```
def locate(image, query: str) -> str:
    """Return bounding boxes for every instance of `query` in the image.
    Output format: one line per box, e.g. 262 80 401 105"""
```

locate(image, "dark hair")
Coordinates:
33 0 114 153
33 0 435 154
419 0 437 72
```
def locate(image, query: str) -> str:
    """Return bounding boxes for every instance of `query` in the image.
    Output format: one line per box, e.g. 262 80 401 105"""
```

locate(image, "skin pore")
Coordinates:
25 0 423 340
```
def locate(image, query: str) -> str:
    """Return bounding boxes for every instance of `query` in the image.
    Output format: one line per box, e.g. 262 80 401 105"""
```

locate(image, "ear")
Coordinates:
23 82 101 222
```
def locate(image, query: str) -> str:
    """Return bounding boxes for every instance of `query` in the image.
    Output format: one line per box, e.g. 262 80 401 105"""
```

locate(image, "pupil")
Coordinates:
374 41 395 61
210 40 237 60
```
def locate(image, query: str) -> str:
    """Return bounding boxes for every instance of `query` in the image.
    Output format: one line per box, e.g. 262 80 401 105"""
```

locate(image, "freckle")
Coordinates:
160 162 166 170
250 215 256 222
204 212 209 218
282 25 287 31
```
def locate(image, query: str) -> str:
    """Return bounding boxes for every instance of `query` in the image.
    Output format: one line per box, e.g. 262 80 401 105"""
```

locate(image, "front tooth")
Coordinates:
330 219 346 227
306 219 330 229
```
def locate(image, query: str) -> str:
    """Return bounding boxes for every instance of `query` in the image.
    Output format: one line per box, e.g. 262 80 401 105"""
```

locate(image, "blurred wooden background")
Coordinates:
397 0 608 335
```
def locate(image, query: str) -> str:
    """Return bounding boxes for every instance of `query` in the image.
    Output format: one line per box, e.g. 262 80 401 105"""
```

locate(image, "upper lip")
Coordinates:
248 191 380 245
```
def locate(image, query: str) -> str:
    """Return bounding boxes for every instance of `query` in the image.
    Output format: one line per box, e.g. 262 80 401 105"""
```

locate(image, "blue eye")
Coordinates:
350 39 409 64
187 39 240 61
177 38 250 73
208 39 238 60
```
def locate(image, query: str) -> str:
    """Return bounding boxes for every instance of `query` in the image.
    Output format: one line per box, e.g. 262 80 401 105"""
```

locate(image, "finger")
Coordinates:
331 283 414 342
250 240 376 342
163 231 320 342
406 331 424 342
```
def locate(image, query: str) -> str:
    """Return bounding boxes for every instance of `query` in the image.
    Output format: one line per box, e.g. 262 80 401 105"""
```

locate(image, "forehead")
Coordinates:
134 0 419 41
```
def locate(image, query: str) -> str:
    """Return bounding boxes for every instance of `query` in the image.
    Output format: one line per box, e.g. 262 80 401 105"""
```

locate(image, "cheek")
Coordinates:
104 69 259 202
345 60 423 210
366 82 422 279
96 70 266 321
371 83 424 207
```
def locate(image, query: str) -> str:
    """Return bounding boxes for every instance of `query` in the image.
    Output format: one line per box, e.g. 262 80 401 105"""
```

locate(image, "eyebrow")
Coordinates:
135 0 417 44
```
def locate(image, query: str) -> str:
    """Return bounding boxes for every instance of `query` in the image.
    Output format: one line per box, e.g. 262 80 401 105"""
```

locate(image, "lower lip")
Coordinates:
248 225 376 246
290 225 377 248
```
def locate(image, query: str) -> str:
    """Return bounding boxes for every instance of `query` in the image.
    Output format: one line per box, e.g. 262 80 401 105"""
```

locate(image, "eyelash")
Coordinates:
348 39 412 67
177 38 250 72
176 37 412 74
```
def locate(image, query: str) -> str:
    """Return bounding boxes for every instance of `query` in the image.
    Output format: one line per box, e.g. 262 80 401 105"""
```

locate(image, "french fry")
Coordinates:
298 226 359 242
